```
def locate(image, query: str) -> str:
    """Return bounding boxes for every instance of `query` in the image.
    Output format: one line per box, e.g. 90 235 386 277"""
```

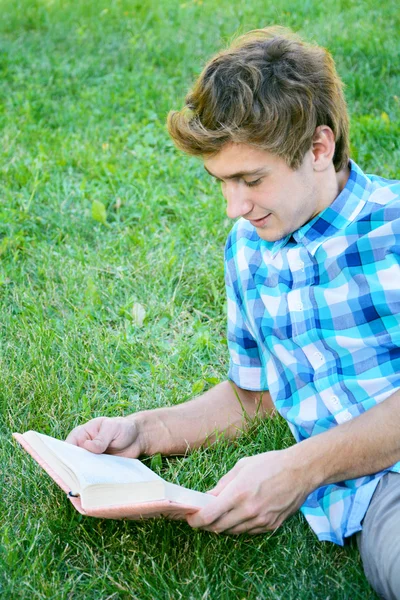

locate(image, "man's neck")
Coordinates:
316 163 351 215
336 164 351 195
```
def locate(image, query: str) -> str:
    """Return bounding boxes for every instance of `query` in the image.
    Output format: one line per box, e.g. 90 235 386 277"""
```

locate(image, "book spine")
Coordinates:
12 433 87 516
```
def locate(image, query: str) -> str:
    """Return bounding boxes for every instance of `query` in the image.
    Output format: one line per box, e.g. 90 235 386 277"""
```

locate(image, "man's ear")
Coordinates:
311 125 336 171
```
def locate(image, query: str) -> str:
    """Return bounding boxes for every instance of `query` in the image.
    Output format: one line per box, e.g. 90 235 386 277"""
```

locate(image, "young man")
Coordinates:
66 28 400 599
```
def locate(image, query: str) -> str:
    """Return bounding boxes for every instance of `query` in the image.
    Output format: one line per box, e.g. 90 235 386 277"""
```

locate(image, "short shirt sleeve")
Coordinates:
225 230 268 391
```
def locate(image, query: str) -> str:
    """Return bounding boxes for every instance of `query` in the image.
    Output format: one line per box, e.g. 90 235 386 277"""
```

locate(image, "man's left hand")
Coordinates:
186 449 312 535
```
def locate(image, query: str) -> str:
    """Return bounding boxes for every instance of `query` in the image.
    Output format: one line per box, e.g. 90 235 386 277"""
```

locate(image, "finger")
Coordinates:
241 521 282 536
204 512 281 535
207 464 241 496
193 506 256 534
65 428 83 445
105 438 142 459
65 422 100 446
186 488 236 529
82 419 120 454
65 418 111 453
165 510 194 521
248 527 274 535
223 517 266 535
207 475 234 496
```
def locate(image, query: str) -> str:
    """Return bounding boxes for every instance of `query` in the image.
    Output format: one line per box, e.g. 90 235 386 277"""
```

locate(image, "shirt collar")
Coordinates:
270 160 372 258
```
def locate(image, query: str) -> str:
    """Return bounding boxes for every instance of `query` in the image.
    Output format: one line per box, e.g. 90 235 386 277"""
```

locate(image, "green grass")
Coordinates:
1 0 399 597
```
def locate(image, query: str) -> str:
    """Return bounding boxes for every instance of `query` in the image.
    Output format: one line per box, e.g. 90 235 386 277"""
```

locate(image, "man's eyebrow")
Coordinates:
204 166 269 179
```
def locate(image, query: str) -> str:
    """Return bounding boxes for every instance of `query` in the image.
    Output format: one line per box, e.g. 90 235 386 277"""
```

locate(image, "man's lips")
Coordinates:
248 214 271 227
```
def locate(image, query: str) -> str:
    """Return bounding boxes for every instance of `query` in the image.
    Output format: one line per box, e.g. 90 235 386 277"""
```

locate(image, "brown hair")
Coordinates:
167 27 349 171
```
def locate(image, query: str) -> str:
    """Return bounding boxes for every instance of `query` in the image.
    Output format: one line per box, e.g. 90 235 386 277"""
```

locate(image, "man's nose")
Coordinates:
223 182 253 219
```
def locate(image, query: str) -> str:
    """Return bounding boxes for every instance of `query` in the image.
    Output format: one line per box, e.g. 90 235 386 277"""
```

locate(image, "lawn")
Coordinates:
1 0 399 598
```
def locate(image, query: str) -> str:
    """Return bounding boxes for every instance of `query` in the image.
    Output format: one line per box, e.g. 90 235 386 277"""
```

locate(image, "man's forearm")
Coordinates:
292 388 400 492
131 380 274 456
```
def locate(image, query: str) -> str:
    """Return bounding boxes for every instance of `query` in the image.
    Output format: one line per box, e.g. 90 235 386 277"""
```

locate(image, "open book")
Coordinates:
13 431 214 520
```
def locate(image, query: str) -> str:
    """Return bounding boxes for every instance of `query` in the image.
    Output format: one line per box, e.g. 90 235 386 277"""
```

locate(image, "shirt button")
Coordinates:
330 395 340 408
297 302 304 311
343 413 352 422
313 351 324 363
298 261 305 271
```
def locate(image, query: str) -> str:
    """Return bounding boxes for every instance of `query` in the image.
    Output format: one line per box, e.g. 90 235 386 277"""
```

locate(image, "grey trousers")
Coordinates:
356 472 400 600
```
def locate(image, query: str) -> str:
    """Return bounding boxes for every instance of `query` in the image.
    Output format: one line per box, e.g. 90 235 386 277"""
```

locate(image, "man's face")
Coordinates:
204 142 324 243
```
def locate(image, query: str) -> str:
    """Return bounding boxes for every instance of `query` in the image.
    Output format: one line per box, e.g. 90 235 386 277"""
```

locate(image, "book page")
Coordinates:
165 482 215 508
31 432 164 490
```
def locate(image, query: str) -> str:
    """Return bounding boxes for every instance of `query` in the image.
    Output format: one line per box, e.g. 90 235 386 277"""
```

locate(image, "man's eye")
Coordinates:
244 178 262 187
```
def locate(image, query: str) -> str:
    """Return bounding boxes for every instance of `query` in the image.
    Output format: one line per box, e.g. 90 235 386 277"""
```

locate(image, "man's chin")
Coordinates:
256 227 286 243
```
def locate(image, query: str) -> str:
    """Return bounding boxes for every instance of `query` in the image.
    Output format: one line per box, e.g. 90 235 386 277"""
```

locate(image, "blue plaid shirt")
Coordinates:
225 160 400 545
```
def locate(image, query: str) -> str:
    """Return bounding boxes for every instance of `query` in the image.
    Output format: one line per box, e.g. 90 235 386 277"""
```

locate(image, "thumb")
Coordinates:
208 467 238 496
82 419 119 454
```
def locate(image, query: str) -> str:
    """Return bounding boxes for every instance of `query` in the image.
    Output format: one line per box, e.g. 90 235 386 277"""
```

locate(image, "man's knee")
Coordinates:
358 528 400 599
357 473 400 600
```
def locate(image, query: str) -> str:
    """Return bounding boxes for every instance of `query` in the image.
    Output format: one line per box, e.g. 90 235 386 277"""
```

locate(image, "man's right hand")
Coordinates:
65 416 147 458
